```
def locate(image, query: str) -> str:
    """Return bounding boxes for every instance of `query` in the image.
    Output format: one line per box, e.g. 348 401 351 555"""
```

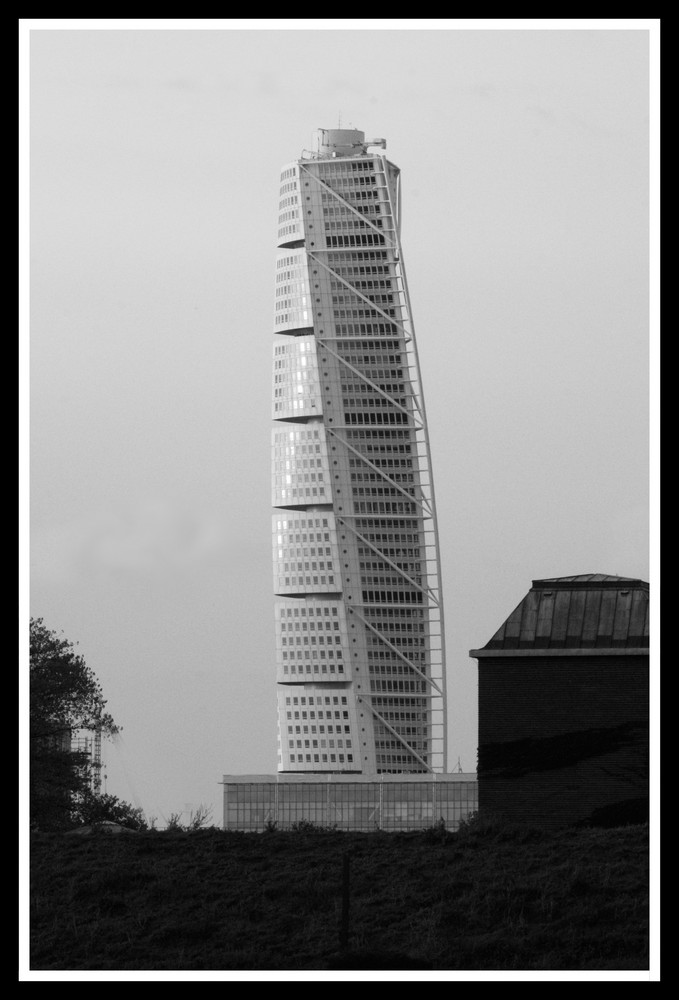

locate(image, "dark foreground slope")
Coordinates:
30 821 649 972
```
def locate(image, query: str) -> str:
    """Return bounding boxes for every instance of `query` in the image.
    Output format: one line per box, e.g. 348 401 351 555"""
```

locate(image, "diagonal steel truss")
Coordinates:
296 154 448 771
337 514 440 606
350 604 444 696
359 696 433 771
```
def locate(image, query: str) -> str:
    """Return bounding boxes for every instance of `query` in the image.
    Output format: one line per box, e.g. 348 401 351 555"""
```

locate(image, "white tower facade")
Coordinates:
272 128 447 774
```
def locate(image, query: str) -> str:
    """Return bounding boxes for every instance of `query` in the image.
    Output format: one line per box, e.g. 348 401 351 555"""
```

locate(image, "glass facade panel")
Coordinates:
272 337 322 421
223 778 477 832
274 247 311 331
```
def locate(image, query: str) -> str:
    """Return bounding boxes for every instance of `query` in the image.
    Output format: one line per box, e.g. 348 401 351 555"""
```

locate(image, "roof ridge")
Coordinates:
532 574 648 589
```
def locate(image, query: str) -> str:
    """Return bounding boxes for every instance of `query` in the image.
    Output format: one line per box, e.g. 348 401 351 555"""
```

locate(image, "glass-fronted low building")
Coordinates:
222 773 477 832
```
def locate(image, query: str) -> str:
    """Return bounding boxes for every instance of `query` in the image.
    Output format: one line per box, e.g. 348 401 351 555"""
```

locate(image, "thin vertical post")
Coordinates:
339 851 350 949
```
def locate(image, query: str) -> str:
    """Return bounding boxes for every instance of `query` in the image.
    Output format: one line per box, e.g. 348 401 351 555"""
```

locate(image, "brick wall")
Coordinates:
477 655 648 828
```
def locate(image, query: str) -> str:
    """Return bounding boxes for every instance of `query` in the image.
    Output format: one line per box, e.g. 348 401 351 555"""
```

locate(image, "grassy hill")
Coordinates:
29 819 649 973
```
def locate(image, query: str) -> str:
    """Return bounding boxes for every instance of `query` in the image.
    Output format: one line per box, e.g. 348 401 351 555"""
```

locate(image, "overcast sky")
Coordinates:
26 21 656 831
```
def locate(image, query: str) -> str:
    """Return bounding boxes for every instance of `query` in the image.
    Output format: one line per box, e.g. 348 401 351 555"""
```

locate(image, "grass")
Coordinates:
29 820 649 972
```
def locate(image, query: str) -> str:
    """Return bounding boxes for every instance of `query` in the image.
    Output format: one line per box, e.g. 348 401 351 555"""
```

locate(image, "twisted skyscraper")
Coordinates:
272 128 446 775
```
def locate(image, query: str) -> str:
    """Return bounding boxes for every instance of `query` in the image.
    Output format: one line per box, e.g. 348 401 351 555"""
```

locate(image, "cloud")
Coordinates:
164 77 199 91
32 498 228 584
599 505 650 582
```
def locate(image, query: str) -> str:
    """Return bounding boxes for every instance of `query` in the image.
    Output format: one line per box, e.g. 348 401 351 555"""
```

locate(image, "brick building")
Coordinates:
469 574 649 829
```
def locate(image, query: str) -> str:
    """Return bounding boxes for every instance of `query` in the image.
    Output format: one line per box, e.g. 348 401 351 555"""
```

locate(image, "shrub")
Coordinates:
186 804 214 831
289 819 337 833
164 812 184 831
73 790 148 831
455 811 546 843
163 804 214 832
423 817 450 844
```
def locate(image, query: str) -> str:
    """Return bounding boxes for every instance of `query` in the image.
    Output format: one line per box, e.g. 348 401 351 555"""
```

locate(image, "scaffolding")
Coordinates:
71 728 103 793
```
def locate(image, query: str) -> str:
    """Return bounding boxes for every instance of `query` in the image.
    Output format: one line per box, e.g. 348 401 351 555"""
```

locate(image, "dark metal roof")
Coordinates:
532 574 646 589
478 575 649 651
